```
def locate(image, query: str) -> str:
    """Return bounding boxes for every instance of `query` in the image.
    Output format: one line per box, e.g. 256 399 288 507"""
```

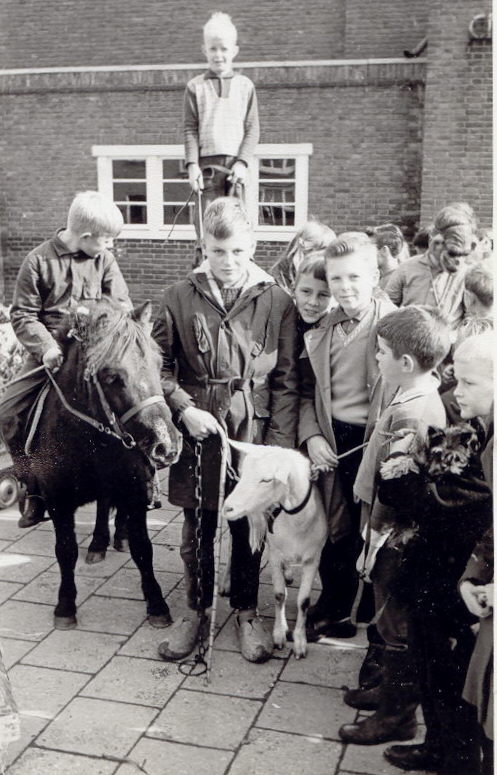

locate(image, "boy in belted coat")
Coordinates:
152 197 298 663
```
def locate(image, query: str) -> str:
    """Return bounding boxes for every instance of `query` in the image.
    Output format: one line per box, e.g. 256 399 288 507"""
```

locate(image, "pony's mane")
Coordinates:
66 299 159 375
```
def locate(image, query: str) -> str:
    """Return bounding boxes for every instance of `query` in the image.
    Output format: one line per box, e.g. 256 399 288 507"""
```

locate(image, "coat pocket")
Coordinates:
192 314 211 354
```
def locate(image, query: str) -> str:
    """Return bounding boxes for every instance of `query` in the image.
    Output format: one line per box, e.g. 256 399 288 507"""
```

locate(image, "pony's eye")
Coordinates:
260 478 273 484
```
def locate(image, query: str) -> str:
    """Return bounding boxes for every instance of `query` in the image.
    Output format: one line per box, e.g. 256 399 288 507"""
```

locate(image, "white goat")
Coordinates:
223 441 327 658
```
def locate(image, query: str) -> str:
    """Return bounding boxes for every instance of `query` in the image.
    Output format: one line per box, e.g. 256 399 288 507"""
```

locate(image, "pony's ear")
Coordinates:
132 301 152 327
228 439 258 458
427 426 445 446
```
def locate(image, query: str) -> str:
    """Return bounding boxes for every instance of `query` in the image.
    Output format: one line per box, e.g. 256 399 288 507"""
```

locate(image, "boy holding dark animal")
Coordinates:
375 332 493 774
339 305 451 746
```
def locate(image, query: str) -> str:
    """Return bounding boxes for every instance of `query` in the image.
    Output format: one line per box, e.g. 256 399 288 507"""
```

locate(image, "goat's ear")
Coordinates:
228 439 259 458
132 301 153 327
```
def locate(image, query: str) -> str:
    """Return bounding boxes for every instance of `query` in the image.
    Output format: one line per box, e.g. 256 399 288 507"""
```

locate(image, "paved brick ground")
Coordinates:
0 477 429 774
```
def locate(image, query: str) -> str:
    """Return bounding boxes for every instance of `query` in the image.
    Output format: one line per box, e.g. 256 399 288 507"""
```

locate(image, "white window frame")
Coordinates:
92 142 312 242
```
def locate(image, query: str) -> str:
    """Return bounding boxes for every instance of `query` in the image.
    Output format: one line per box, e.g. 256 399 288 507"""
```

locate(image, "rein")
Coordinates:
44 367 166 450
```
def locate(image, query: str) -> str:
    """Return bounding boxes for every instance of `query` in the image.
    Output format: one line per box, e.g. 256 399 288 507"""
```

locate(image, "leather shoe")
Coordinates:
18 496 48 528
339 715 417 745
344 682 382 710
306 617 357 642
384 743 443 771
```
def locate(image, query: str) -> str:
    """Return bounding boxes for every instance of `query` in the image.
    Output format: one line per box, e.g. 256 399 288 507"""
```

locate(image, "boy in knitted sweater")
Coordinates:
184 12 259 259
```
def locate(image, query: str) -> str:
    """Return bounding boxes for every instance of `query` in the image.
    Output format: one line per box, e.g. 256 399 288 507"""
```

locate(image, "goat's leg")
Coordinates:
51 506 79 629
271 557 288 649
127 506 172 628
292 557 319 658
86 497 111 564
113 506 130 553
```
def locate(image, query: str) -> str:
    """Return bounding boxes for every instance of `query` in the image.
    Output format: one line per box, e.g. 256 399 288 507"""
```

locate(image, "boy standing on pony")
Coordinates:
184 12 259 262
0 191 131 528
152 197 298 664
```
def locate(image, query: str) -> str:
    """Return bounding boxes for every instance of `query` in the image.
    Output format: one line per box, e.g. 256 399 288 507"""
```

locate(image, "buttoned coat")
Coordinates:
152 263 299 510
298 296 396 541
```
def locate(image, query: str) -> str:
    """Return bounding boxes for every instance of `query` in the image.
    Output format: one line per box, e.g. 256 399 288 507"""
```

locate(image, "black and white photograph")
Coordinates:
0 2 493 773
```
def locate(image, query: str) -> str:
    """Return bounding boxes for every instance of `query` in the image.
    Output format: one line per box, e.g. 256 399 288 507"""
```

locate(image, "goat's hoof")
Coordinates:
85 550 106 564
54 614 77 630
148 612 173 628
113 537 130 553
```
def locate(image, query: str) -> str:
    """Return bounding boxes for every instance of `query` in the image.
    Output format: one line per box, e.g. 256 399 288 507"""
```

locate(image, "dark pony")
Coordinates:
30 298 181 629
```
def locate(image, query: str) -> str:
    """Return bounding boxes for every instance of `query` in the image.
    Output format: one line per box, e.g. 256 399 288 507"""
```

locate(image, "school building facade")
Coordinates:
0 0 492 309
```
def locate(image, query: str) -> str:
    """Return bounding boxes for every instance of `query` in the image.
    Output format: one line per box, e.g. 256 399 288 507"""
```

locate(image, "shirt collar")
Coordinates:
391 372 441 405
52 229 78 257
334 302 373 325
205 70 235 80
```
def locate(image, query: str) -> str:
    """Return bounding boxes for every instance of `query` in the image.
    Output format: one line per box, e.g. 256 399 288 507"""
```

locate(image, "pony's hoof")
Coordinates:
54 614 77 630
148 613 173 628
113 537 130 553
85 550 106 564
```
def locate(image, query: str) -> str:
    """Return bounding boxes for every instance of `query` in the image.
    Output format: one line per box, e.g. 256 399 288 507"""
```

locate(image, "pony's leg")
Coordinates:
271 555 288 650
51 506 79 629
127 506 172 628
113 506 129 553
86 497 111 564
292 557 319 659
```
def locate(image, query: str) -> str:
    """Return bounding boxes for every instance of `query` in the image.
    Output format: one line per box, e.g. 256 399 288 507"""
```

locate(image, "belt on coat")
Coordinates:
181 376 257 392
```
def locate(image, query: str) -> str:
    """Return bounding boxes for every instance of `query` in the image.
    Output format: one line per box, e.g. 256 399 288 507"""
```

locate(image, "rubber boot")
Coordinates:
344 630 385 709
339 650 418 745
17 475 47 528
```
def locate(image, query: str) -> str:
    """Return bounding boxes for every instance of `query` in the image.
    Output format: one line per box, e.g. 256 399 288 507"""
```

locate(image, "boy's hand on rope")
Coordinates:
188 163 204 193
42 346 63 371
306 434 338 471
182 406 218 440
229 161 247 186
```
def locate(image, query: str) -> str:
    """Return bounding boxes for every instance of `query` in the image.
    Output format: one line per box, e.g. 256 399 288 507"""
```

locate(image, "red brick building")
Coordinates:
0 0 491 308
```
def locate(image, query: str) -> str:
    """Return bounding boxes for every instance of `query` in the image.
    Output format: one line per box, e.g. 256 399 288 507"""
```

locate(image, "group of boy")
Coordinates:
0 10 493 775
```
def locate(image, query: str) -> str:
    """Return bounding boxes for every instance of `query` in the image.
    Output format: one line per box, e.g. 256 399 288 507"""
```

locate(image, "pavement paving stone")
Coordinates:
123 541 185 574
81 655 184 707
75 594 147 635
280 641 365 689
0 512 37 542
151 521 183 545
95 567 181 601
256 682 351 740
0 600 54 642
0 580 23 604
341 725 429 775
228 727 343 775
13 569 104 606
0 539 13 551
3 715 49 770
8 664 90 720
6 526 89 557
0 553 55 583
182 650 284 700
0 638 35 670
74 542 133 577
37 696 157 758
6 748 117 775
114 737 233 775
149 688 262 749
118 619 178 661
22 629 126 673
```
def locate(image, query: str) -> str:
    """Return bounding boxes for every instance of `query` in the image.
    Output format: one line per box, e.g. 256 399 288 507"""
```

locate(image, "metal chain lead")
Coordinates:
193 441 207 667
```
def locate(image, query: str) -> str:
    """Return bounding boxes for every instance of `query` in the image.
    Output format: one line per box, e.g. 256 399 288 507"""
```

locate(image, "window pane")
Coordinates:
112 160 146 179
258 204 295 227
163 203 195 225
163 159 187 179
163 181 192 202
113 182 146 200
118 204 147 225
259 158 295 180
259 181 295 203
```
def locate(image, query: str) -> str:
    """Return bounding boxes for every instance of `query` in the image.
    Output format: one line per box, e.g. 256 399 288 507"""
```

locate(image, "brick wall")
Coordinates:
420 0 492 227
345 0 429 58
0 63 424 307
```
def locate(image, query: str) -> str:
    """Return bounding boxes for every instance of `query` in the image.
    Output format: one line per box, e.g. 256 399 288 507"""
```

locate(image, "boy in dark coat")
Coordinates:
380 332 493 774
152 197 298 663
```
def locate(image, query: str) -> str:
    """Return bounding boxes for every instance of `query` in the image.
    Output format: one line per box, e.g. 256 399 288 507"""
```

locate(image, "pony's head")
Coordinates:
66 299 181 467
